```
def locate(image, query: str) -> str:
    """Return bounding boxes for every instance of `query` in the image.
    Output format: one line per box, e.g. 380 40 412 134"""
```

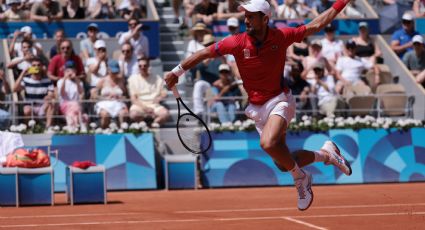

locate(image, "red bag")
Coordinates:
72 161 96 169
3 148 51 168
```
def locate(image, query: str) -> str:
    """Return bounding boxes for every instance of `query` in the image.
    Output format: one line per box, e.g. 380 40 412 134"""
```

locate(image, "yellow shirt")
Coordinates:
127 73 166 103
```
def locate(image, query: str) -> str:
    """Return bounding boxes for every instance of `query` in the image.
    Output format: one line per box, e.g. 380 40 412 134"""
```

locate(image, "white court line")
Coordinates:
283 217 328 230
0 213 138 219
1 212 424 228
175 203 425 214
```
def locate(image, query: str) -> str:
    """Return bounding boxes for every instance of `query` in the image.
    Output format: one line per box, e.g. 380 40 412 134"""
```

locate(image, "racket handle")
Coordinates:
172 86 180 98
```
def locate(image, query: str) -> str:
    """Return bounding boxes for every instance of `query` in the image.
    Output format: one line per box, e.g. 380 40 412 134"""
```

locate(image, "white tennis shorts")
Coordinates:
244 91 296 135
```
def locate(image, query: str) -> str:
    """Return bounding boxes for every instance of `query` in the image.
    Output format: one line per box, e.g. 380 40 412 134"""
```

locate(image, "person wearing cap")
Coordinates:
185 23 211 83
30 0 63 22
320 24 344 65
402 35 425 87
94 60 129 129
166 0 354 211
118 42 139 79
217 0 244 20
391 12 419 58
0 0 28 21
14 57 55 128
413 0 425 18
80 23 99 63
334 40 374 94
226 17 240 35
57 60 87 129
352 21 382 64
49 29 66 58
193 0 218 25
62 0 85 19
86 39 110 98
128 57 169 128
48 39 85 82
311 61 340 117
209 63 240 123
9 26 44 59
118 18 150 59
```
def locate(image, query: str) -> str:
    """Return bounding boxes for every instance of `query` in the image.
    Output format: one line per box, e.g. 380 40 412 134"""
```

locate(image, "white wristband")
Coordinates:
171 64 185 77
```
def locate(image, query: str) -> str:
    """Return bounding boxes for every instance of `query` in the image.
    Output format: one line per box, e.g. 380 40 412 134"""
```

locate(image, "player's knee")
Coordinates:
260 137 279 153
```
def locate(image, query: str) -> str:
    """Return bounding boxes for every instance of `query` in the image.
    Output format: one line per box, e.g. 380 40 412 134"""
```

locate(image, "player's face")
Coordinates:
244 11 267 37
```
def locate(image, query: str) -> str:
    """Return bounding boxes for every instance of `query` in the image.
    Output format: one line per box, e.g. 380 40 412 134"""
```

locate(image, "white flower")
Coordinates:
233 120 242 128
304 120 311 126
335 117 344 123
337 121 345 127
372 123 379 128
80 125 88 133
102 128 112 134
109 122 118 130
129 123 140 130
383 123 390 129
9 125 17 132
28 120 36 127
89 122 97 129
17 124 27 132
45 127 55 134
302 115 309 121
95 128 103 134
139 121 147 129
120 122 129 130
53 125 60 131
117 129 124 133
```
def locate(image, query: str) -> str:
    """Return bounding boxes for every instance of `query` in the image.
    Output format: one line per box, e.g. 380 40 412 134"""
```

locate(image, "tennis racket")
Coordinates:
172 86 212 155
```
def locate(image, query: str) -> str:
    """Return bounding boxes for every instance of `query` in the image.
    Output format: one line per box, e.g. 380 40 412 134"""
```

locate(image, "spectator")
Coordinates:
172 0 182 24
79 23 99 63
277 0 301 19
117 0 146 20
217 0 243 20
128 58 169 127
193 34 224 116
30 0 63 22
7 39 35 74
118 42 139 79
9 26 43 58
320 24 344 65
48 39 85 83
57 60 87 129
301 39 333 85
286 61 311 113
94 60 128 128
185 22 210 83
87 40 109 98
288 37 309 64
13 58 55 128
87 0 115 19
403 35 425 88
311 62 341 117
62 0 85 19
226 17 240 35
209 64 239 123
0 0 29 21
118 18 150 59
180 0 200 28
335 40 373 94
311 0 332 16
192 0 217 25
352 21 382 64
0 69 11 128
391 12 419 58
49 28 65 58
339 0 363 18
413 0 425 17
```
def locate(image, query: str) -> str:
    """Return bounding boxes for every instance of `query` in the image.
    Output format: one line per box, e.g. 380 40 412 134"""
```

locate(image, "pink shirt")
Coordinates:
210 26 306 105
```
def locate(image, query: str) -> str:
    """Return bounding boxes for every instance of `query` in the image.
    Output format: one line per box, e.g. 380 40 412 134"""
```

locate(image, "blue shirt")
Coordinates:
312 0 332 14
391 28 419 58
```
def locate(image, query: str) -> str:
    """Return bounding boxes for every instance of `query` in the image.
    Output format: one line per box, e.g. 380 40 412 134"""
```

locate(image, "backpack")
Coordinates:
3 148 51 168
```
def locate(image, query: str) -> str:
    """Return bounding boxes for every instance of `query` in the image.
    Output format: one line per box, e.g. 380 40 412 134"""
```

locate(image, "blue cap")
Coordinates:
108 60 120 74
64 60 76 69
87 23 99 30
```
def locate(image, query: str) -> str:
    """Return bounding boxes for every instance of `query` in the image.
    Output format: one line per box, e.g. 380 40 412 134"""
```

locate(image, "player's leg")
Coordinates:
260 115 313 211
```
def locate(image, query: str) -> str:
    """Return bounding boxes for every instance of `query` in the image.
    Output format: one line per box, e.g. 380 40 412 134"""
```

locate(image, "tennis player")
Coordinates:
165 0 353 211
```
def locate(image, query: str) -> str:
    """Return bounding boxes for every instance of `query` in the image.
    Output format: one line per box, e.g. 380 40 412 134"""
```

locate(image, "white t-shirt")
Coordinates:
11 57 31 71
14 42 42 58
315 75 336 106
186 39 204 58
118 31 150 58
336 56 373 84
119 56 139 78
320 38 344 62
86 57 108 87
57 78 83 103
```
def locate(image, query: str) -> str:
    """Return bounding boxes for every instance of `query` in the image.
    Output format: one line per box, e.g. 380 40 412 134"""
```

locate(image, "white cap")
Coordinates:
227 17 239 27
6 0 21 5
412 35 424 44
94 39 106 49
238 0 271 17
402 12 414 21
20 26 32 34
219 64 231 72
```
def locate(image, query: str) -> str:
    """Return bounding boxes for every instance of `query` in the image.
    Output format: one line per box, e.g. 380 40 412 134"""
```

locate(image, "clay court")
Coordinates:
1 183 424 229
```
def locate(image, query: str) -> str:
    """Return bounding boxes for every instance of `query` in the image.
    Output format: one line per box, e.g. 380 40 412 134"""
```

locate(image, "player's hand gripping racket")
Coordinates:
172 86 212 155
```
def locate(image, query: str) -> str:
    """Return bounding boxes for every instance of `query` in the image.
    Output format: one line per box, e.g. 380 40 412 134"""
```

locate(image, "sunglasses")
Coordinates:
402 20 412 24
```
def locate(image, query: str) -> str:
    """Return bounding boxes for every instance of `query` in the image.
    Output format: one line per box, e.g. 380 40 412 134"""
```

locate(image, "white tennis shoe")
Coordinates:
321 141 352 176
294 170 313 211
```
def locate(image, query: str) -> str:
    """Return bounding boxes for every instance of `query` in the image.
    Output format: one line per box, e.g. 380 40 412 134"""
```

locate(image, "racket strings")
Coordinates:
177 114 210 153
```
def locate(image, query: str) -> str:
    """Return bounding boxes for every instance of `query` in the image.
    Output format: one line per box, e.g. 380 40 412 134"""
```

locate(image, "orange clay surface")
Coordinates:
1 183 424 229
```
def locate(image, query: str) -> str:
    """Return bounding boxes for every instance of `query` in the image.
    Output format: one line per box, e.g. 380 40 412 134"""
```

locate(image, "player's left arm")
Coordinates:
304 0 351 37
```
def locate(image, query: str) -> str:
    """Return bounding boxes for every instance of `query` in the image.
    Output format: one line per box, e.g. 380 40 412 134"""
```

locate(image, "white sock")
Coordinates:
314 151 327 162
289 164 305 180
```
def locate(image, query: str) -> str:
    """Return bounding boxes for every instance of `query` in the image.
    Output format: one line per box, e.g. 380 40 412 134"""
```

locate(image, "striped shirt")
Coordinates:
21 76 54 102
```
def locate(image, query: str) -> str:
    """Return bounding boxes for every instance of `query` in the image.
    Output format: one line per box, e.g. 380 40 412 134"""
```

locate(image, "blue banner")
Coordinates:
200 128 425 187
0 21 160 58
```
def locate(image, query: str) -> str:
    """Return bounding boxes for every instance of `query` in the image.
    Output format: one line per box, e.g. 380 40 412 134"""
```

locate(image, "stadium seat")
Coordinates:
376 84 409 117
347 95 376 116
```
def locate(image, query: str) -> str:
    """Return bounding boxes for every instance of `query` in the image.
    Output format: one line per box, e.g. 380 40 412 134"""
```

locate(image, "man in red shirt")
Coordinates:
48 39 85 83
165 0 352 211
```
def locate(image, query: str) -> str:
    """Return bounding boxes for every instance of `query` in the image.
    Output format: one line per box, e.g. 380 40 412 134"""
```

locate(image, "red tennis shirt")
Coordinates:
210 25 306 105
